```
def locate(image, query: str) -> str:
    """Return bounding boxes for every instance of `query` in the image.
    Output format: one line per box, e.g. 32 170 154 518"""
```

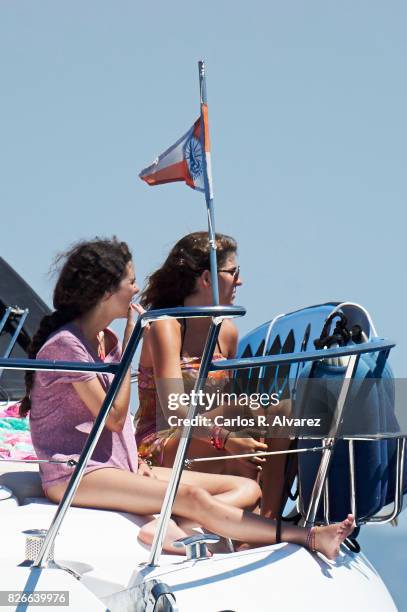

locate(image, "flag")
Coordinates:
139 108 210 192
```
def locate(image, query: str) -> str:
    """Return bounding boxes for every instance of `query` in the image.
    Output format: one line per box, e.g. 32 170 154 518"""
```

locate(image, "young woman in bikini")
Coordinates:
21 237 354 559
135 232 266 478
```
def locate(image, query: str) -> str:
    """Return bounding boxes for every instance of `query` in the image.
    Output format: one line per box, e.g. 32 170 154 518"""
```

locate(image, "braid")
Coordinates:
19 308 78 417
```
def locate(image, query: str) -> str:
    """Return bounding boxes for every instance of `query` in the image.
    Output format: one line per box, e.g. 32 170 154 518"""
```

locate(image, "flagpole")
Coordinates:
198 60 219 306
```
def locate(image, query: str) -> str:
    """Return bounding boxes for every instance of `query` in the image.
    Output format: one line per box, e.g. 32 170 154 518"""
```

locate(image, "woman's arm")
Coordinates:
71 305 137 433
147 317 242 421
222 318 239 359
71 377 128 433
149 317 267 463
148 318 186 420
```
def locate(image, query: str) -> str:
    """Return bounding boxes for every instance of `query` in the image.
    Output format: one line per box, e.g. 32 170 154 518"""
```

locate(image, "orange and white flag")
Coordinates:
139 105 211 193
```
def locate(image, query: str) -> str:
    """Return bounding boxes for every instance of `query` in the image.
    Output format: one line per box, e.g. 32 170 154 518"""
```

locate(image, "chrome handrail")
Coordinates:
1 308 29 359
28 305 244 568
0 358 120 374
0 307 13 335
146 336 398 565
0 306 400 567
147 317 226 566
348 439 357 519
0 304 245 568
32 315 146 566
184 445 325 466
0 458 77 465
366 437 406 525
0 307 29 382
303 354 360 526
210 339 402 529
209 339 396 371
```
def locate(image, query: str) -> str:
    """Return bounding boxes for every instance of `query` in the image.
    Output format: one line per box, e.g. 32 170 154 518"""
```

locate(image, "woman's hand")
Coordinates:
224 435 268 467
132 303 146 317
123 303 145 347
138 458 156 478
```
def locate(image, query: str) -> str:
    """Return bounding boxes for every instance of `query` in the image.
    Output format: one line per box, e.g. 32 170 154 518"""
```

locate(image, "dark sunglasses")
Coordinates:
218 265 240 281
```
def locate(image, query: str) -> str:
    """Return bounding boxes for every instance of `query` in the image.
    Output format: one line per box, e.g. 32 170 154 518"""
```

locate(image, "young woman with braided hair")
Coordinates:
23 236 354 559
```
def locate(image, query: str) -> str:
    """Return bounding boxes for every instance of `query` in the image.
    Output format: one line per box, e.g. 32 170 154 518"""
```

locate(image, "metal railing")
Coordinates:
0 305 245 568
146 337 399 564
0 307 29 359
0 306 29 400
0 307 402 567
208 338 403 528
209 339 396 371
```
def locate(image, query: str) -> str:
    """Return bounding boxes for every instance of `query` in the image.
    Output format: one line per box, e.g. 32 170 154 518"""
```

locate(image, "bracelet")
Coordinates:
138 454 153 468
306 526 317 552
210 425 226 451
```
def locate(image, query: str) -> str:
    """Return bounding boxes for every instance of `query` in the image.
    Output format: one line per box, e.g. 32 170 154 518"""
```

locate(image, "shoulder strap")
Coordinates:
180 319 223 357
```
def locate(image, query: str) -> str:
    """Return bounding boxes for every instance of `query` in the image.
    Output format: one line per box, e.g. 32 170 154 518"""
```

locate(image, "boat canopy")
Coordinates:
0 257 50 400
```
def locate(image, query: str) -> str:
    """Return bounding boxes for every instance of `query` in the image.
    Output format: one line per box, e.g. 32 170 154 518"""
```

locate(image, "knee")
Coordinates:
230 475 261 507
183 484 212 517
44 485 64 504
245 478 262 505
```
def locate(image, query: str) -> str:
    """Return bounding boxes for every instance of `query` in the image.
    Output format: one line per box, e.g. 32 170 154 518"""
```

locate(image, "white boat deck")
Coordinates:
0 465 183 586
0 446 400 612
0 468 397 611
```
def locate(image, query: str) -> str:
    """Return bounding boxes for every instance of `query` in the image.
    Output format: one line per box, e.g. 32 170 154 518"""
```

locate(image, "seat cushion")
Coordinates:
0 470 44 504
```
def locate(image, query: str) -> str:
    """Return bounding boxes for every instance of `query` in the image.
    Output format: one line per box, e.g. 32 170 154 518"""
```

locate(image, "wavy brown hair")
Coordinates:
20 237 132 416
140 231 237 310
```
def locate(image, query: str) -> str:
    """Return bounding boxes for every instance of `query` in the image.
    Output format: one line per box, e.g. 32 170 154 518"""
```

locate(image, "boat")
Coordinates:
0 259 404 611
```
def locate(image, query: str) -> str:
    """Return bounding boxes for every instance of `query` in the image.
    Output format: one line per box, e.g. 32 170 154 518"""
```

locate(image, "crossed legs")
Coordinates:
46 466 354 560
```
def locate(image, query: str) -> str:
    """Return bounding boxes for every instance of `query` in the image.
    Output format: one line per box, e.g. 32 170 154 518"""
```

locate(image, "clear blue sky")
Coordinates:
1 2 406 606
1 1 405 373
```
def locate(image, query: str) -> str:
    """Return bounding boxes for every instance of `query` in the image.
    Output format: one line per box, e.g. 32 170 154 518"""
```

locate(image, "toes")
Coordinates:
342 516 354 529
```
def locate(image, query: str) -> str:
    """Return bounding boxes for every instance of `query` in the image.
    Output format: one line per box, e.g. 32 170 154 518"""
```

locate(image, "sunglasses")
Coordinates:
218 265 240 281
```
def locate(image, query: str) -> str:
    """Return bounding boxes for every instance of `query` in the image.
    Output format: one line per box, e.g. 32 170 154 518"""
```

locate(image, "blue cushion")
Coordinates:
236 302 404 524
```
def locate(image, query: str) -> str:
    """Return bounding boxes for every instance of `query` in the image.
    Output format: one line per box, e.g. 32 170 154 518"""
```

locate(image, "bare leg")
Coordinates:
163 432 259 481
46 467 259 554
152 465 261 509
46 468 354 560
136 516 200 554
258 399 295 517
139 466 261 553
137 516 192 554
260 437 292 518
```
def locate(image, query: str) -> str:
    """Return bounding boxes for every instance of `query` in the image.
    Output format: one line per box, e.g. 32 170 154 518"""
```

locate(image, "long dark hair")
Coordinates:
20 237 132 416
140 231 237 310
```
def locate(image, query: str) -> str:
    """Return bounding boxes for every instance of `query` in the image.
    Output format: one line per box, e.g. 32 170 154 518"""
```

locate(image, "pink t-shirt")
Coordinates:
30 323 138 491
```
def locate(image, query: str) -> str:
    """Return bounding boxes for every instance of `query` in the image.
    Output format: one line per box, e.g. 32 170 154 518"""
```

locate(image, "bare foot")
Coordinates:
138 518 189 554
138 518 212 556
235 542 252 552
312 514 355 560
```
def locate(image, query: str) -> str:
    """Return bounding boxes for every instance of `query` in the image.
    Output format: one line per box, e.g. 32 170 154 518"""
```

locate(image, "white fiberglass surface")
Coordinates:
135 545 396 612
0 496 182 587
0 492 398 612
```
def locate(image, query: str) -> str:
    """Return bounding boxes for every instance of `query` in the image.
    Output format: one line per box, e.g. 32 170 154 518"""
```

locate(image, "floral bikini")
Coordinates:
134 321 230 466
